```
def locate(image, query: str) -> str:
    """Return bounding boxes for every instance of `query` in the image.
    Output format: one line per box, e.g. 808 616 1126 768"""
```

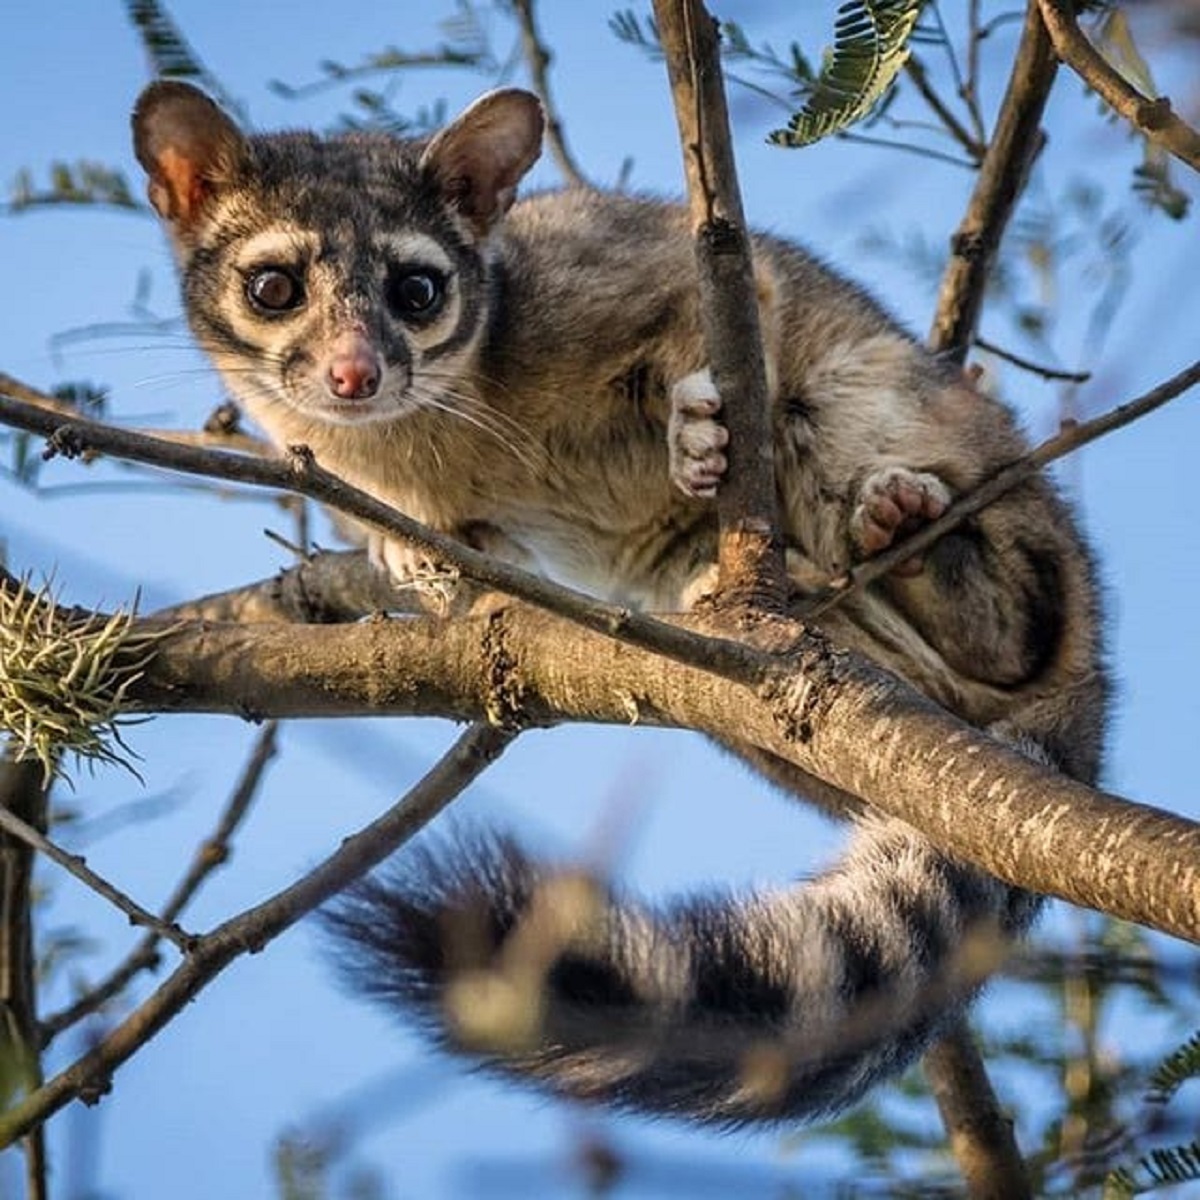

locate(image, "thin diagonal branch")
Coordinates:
904 56 986 161
0 805 193 951
0 721 515 1148
1036 0 1200 173
652 0 786 610
39 722 280 1044
510 0 591 187
802 355 1200 617
930 0 1059 360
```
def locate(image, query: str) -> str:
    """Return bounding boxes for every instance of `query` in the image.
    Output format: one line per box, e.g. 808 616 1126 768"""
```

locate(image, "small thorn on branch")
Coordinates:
286 443 316 475
43 425 86 461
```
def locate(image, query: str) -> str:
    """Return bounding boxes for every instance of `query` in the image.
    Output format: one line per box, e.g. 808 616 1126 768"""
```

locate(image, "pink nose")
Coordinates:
326 334 381 400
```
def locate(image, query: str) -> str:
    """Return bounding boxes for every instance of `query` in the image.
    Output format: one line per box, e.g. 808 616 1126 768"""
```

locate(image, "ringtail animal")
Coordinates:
133 81 1107 1125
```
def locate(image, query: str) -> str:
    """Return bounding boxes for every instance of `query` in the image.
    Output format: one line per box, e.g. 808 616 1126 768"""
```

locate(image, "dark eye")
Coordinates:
386 266 445 323
246 267 304 314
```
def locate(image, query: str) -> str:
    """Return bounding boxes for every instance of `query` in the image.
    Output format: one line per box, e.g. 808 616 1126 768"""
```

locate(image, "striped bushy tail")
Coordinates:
322 817 1040 1126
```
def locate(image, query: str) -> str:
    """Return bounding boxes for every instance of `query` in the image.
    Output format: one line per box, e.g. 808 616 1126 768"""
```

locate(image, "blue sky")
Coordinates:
1 2 1198 1197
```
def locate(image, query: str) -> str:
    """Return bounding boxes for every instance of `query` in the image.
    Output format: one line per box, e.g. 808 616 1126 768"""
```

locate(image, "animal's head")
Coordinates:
132 82 544 427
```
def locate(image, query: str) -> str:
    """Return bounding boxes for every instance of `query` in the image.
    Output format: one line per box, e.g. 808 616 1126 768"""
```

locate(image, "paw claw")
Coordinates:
669 368 727 499
850 467 952 565
369 532 459 599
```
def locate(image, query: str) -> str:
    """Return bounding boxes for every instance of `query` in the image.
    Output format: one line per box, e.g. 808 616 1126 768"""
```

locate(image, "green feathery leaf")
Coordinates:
122 0 245 121
7 162 141 214
769 0 925 148
1146 1029 1200 1105
1106 1141 1200 1196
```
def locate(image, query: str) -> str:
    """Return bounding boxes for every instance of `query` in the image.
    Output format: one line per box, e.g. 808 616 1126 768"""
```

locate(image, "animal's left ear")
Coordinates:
419 89 544 236
132 80 249 231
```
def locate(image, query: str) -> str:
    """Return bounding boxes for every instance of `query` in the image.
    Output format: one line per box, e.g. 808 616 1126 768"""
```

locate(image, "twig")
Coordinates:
509 0 590 188
802 355 1200 616
0 721 515 1148
651 0 786 610
963 0 988 144
930 0 1059 360
927 0 973 128
925 1020 1033 1200
39 722 280 1043
904 56 986 161
0 752 49 1200
0 371 269 458
0 391 768 686
0 806 193 951
1036 0 1200 173
838 129 977 170
973 335 1091 383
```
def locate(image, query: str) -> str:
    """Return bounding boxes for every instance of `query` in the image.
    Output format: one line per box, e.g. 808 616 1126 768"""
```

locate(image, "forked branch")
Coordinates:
0 721 515 1147
1036 0 1200 173
39 722 280 1043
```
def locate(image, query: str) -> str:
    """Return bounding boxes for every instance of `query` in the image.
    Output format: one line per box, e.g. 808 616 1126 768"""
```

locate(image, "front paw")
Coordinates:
850 467 951 570
669 369 728 499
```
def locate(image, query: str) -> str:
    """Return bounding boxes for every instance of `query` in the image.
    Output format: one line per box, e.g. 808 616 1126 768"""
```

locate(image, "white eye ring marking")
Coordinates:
373 232 454 276
233 226 317 272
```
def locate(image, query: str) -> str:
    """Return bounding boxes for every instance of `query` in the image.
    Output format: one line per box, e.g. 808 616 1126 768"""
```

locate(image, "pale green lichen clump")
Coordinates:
0 579 159 781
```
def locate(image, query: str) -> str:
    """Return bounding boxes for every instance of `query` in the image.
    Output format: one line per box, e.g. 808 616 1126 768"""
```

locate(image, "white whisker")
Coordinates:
407 386 545 475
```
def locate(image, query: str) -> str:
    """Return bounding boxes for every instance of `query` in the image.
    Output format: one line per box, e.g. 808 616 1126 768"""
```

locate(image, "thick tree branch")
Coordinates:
652 0 786 608
930 0 1059 359
0 721 514 1148
77 603 1200 946
1036 0 1200 173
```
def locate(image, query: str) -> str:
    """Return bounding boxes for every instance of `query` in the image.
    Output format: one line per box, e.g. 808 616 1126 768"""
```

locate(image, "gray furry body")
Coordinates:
133 83 1107 1125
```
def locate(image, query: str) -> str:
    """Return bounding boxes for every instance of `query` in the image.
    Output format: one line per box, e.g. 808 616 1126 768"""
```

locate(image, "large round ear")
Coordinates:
419 89 544 237
132 81 248 229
